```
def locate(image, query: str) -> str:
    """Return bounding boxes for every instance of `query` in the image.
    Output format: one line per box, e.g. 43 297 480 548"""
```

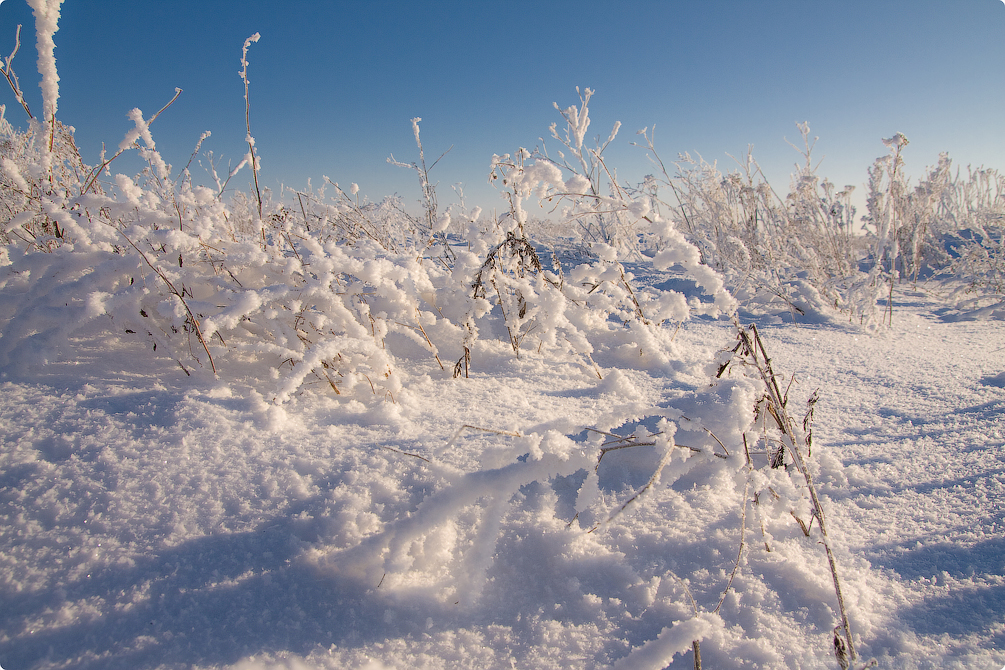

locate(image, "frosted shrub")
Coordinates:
388 116 453 254
920 163 1005 311
279 182 420 252
784 125 858 282
934 165 1005 311
863 141 1005 319
646 123 1001 326
0 11 89 251
467 95 734 373
537 87 640 251
862 133 911 324
0 71 735 406
0 144 435 402
0 115 85 250
866 145 962 289
0 30 438 402
663 125 864 322
948 230 1005 314
896 152 953 283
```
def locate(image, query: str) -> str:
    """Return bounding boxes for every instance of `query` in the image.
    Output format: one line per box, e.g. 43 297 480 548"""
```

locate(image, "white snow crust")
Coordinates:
1 290 1002 669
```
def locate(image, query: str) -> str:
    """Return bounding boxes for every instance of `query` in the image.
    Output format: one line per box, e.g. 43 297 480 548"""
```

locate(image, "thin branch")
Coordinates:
80 88 182 195
2 24 32 118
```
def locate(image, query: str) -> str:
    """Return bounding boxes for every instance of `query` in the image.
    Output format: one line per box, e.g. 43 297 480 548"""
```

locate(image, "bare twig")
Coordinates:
2 25 32 118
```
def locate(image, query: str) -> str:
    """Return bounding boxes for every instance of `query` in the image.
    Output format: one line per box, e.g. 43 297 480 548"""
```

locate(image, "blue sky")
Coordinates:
1 0 1003 218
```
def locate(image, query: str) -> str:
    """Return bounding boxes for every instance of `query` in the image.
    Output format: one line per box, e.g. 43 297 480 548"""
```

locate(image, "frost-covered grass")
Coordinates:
1 5 1004 669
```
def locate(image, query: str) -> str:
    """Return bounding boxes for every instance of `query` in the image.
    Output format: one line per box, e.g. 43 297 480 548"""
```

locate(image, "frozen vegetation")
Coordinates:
1 4 1004 669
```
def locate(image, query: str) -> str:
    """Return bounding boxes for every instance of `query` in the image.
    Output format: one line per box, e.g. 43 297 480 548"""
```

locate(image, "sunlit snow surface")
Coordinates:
1 291 1003 669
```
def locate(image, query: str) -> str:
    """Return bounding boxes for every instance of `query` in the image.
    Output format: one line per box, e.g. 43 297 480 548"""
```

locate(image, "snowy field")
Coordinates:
1 289 1002 670
1 6 1003 668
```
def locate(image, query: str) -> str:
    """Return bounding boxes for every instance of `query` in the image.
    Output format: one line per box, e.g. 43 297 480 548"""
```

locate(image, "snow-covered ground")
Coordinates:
1 287 1003 670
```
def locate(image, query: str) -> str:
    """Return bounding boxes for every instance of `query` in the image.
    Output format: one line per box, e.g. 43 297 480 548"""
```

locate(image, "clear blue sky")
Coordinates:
1 0 1003 218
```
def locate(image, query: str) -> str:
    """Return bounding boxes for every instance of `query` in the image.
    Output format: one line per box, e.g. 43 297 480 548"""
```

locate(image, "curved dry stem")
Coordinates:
80 88 182 195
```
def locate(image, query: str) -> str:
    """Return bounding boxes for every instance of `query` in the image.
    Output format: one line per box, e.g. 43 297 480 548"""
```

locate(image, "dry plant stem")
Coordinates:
458 425 521 438
804 389 820 457
380 445 429 463
2 24 32 118
319 367 341 395
409 308 444 369
452 346 470 379
754 492 772 551
616 261 648 323
588 427 726 464
737 321 856 662
667 572 702 670
632 128 701 251
80 88 182 195
703 426 729 457
118 229 217 375
445 424 521 452
880 138 907 326
240 34 263 220
387 118 454 256
591 438 679 531
584 351 603 379
714 475 750 614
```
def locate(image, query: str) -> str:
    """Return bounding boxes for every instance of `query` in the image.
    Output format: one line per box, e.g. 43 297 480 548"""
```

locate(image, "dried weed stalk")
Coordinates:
725 319 859 667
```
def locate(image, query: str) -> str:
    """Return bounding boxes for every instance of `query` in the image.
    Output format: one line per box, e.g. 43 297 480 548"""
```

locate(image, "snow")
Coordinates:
1 289 1003 669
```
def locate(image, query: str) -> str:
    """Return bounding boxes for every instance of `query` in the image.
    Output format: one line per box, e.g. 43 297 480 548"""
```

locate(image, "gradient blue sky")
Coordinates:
1 0 1003 218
